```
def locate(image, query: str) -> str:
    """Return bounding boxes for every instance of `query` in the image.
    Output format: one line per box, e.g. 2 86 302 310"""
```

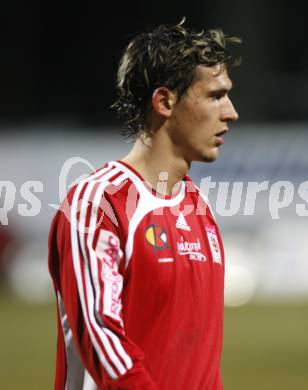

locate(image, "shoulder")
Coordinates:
58 161 142 227
66 161 132 203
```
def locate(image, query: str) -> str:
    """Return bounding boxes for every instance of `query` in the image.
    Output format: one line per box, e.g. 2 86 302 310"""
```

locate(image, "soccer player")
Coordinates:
48 18 240 389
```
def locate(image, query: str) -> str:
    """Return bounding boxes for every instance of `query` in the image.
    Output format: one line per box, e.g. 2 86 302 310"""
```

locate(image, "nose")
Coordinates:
222 97 239 122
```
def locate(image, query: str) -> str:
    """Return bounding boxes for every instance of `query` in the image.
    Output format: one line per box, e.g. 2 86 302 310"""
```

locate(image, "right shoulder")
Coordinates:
57 161 139 228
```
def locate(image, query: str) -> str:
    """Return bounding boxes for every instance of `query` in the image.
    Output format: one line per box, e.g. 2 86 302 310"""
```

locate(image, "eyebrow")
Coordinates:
208 86 232 96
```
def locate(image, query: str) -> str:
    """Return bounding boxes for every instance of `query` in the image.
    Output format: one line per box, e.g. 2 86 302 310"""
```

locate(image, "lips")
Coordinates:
214 129 228 146
215 129 228 137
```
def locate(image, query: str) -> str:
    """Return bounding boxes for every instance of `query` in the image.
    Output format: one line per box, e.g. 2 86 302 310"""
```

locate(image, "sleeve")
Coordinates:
58 181 158 389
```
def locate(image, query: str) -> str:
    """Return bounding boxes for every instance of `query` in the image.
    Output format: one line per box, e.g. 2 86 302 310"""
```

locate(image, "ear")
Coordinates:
152 87 177 118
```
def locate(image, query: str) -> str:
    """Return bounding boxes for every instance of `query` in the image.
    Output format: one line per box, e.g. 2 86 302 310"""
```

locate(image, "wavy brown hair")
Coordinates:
112 18 241 139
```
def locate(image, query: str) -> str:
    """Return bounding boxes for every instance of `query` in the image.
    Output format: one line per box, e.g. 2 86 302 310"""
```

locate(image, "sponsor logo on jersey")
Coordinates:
145 224 169 250
96 230 122 282
177 236 206 262
96 230 123 321
158 257 174 263
205 225 222 264
175 212 191 231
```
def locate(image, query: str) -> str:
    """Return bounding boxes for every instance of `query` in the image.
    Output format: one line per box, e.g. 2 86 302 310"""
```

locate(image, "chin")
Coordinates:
190 147 219 163
194 154 218 163
203 156 217 163
201 149 219 163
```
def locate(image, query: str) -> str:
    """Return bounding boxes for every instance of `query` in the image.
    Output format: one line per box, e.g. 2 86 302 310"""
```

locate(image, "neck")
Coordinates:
122 135 190 196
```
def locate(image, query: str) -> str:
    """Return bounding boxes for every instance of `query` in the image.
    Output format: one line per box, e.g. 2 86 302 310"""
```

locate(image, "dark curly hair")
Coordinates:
112 18 241 139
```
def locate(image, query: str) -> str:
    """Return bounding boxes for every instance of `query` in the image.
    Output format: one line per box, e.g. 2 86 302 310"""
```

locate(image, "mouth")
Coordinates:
215 129 228 137
214 129 228 145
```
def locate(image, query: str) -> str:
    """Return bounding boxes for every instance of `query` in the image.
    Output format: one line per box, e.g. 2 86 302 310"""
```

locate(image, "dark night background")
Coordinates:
1 1 307 129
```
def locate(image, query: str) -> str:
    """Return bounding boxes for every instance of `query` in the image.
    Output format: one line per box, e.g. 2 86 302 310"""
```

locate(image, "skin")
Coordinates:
122 64 238 195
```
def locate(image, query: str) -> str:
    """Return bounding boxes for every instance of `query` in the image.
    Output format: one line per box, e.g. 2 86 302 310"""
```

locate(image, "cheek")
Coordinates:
171 109 194 136
192 102 214 122
191 109 213 132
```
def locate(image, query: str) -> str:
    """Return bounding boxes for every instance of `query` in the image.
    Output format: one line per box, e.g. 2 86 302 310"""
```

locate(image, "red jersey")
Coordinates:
48 160 225 390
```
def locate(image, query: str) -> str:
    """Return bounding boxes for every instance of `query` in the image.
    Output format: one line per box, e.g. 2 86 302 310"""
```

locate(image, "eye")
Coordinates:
209 88 230 101
213 92 225 100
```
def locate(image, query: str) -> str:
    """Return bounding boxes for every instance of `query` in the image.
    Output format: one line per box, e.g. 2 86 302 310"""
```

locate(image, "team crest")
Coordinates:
145 224 169 250
205 225 222 264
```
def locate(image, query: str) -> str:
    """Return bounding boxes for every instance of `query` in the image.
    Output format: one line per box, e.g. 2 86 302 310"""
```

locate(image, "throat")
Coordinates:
121 138 190 196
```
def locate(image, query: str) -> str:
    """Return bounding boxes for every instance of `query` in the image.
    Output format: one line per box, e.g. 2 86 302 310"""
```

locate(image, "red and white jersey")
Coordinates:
48 160 225 390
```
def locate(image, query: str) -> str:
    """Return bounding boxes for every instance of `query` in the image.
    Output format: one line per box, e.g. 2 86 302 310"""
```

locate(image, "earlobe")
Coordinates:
152 87 175 118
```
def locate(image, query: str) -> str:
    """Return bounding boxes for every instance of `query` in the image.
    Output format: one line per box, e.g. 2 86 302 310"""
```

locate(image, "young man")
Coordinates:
48 19 240 389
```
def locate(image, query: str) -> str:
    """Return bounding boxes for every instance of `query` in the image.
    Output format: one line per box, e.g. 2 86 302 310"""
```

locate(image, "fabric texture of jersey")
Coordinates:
48 160 225 390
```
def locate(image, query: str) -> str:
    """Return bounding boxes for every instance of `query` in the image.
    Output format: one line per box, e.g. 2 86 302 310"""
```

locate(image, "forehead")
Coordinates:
192 64 233 91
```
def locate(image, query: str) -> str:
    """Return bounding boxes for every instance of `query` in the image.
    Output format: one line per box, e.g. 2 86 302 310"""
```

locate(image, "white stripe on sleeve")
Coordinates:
71 166 133 380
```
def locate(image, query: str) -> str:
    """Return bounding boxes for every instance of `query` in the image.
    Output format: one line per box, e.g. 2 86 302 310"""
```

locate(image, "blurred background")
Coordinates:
0 1 307 389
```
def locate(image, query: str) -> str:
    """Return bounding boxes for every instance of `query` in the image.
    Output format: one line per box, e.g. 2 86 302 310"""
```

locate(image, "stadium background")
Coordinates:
1 1 307 389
